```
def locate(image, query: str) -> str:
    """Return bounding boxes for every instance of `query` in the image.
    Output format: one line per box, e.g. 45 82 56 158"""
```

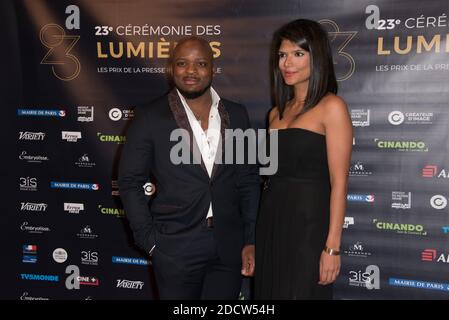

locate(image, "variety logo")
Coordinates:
53 248 68 263
61 131 82 142
343 217 354 229
112 256 150 266
20 273 59 282
422 165 449 178
351 109 370 127
19 131 46 141
77 225 98 239
391 191 411 209
77 106 94 122
19 151 49 163
20 222 51 234
51 181 99 190
343 241 372 258
374 138 428 152
64 203 84 214
98 205 125 218
347 194 375 203
389 278 449 292
372 219 427 235
116 279 144 290
17 109 66 117
430 195 447 210
20 202 48 212
20 292 50 300
348 265 380 289
75 153 96 168
97 132 126 144
108 107 134 121
81 250 99 266
19 177 37 191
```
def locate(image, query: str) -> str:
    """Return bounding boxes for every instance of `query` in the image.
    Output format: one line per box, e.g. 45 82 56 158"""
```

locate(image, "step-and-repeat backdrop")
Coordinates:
3 0 449 299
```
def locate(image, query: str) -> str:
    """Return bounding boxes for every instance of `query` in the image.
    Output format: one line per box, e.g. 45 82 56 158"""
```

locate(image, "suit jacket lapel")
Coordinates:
167 89 208 176
211 99 230 180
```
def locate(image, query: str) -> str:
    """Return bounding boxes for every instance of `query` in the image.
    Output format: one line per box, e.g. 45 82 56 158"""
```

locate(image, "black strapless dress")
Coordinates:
255 128 332 300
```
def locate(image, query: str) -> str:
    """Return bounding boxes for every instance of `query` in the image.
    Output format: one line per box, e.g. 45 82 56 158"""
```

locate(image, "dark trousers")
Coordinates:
152 227 242 300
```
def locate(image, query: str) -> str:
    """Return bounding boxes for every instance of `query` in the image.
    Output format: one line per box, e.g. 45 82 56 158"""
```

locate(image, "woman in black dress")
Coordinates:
255 19 352 299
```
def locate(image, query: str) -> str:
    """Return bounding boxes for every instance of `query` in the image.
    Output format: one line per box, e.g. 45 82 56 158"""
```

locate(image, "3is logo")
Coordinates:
40 5 81 81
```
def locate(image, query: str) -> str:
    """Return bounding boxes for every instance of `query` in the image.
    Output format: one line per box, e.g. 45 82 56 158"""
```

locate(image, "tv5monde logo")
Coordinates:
40 5 81 81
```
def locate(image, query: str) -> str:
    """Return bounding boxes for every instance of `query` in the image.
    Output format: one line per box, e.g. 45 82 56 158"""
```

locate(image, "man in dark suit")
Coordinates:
118 36 260 299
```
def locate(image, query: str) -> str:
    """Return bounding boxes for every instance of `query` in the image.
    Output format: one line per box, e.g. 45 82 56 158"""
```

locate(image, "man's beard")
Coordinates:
177 82 212 100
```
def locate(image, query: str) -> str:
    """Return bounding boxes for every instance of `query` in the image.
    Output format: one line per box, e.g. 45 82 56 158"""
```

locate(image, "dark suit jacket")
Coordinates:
118 89 260 266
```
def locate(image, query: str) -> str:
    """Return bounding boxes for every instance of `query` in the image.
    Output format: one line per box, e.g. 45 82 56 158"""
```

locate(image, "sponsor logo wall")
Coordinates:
3 0 449 299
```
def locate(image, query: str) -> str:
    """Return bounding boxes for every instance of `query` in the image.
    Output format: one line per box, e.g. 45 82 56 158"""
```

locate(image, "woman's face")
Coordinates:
278 39 311 87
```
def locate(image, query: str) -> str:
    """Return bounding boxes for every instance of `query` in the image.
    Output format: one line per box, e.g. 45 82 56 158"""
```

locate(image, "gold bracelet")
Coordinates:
324 246 340 256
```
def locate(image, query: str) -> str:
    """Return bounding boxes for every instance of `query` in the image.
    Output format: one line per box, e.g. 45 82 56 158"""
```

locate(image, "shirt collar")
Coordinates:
176 86 221 111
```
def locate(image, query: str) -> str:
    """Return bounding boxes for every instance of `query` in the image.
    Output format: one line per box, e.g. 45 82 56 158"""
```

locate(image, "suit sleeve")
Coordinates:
118 106 156 253
236 105 262 245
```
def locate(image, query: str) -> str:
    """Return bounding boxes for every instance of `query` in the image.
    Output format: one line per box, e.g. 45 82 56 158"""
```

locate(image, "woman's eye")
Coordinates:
295 52 304 57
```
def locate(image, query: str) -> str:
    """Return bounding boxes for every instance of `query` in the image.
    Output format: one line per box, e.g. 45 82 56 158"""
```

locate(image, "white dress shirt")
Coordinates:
176 87 221 219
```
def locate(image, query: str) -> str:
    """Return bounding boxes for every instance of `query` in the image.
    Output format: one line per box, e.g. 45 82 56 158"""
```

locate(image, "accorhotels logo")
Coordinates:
97 132 126 144
421 249 449 263
374 139 428 152
422 165 449 179
20 292 49 300
372 219 427 236
61 131 82 142
17 109 66 117
347 194 375 203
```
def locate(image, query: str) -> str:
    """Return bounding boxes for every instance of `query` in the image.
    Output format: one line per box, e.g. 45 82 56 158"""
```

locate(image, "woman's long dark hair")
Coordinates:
272 19 337 119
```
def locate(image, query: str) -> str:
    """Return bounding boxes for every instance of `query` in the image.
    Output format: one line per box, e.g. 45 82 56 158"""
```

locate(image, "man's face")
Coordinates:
171 40 213 99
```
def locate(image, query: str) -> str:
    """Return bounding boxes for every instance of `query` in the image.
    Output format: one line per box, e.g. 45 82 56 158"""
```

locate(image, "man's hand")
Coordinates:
241 245 255 277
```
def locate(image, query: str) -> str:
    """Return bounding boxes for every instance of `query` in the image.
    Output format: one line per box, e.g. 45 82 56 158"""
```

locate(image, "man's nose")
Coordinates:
186 63 197 74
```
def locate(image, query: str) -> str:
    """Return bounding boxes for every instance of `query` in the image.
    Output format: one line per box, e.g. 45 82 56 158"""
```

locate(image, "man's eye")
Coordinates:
176 61 186 67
